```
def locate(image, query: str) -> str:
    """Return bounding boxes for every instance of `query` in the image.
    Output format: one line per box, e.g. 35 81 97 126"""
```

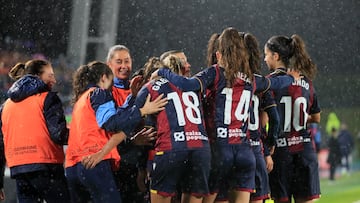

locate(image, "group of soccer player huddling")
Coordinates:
0 26 320 203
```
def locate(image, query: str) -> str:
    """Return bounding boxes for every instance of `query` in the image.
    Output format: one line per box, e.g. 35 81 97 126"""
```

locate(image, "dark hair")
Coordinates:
132 68 144 79
265 34 317 80
265 35 294 68
206 33 220 67
290 34 317 80
159 50 183 61
72 61 113 104
142 57 163 83
218 27 252 86
244 33 261 74
9 59 50 81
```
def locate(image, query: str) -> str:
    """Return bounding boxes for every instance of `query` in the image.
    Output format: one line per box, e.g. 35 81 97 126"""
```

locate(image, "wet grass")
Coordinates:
317 170 360 203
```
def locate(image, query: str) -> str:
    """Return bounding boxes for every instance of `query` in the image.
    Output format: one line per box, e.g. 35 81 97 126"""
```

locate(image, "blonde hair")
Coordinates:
162 54 184 76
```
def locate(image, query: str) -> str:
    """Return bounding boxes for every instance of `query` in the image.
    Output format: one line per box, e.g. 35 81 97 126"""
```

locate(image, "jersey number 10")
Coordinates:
280 96 308 132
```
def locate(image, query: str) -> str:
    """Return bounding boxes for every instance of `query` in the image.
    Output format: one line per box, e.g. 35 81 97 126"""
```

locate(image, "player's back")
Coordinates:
198 66 253 146
269 68 320 151
141 77 210 152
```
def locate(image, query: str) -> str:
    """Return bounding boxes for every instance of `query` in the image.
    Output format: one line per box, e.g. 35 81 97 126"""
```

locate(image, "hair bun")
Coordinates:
9 63 26 81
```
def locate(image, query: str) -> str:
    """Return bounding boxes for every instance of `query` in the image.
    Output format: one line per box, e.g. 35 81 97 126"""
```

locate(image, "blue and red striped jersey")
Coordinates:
195 65 253 146
248 94 277 142
268 67 321 152
249 75 278 142
157 65 254 145
134 77 209 152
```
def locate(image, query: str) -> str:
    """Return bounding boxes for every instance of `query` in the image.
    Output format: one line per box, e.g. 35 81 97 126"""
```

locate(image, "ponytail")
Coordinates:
265 35 294 68
290 34 317 80
9 59 50 81
9 63 26 81
244 33 261 74
218 27 252 86
72 65 90 104
72 61 113 104
206 33 220 67
266 34 317 80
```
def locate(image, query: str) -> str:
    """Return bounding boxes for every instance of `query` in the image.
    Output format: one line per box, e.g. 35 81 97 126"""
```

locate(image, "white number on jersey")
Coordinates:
248 95 259 131
280 96 308 132
167 91 202 126
221 88 251 125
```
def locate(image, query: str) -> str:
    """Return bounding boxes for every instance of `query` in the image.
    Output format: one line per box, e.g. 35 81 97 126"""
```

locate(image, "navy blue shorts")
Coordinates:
210 143 255 199
150 149 211 197
66 160 121 203
214 182 230 201
269 143 320 202
250 144 270 201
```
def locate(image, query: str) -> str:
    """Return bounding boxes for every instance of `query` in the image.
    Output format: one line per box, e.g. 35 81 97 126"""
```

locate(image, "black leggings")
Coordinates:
15 166 70 203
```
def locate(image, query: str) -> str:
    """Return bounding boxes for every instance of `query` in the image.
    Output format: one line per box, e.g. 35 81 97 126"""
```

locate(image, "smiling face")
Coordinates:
107 49 132 80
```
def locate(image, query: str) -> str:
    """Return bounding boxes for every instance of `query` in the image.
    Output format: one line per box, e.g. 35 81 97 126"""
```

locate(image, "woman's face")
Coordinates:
39 64 56 89
174 52 191 77
107 50 132 80
103 74 114 90
264 46 276 71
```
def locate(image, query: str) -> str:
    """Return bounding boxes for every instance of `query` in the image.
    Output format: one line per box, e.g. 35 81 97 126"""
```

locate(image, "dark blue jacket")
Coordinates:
338 129 354 156
0 75 69 181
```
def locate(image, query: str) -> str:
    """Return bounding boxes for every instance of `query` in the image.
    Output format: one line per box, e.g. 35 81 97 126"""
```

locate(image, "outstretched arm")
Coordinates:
267 75 293 90
92 88 166 136
154 68 202 92
263 69 301 92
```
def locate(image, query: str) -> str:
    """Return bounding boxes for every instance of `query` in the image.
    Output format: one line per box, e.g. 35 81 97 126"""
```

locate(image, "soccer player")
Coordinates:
244 32 280 203
154 28 301 203
135 55 211 203
265 34 321 203
155 27 255 203
160 50 192 77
